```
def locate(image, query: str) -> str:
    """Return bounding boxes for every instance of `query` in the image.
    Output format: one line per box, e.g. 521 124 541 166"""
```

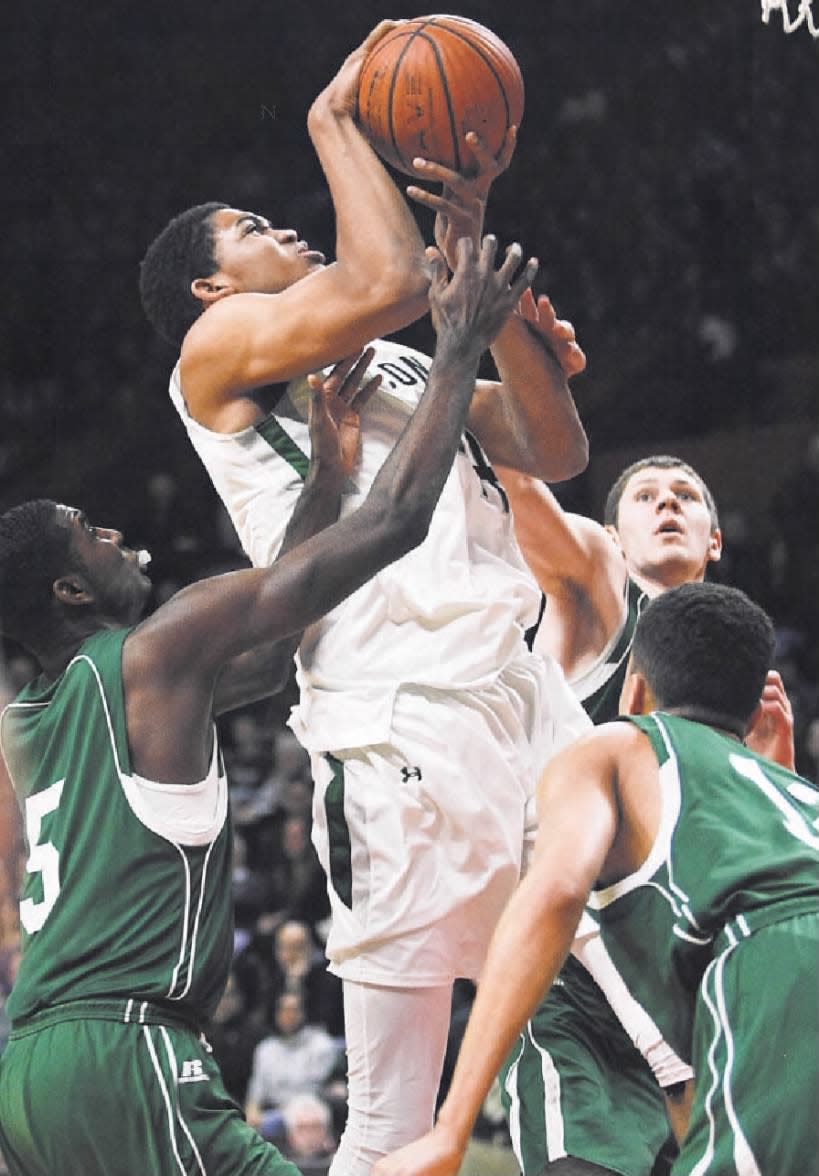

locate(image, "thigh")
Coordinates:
313 684 538 985
678 915 819 1176
330 981 453 1176
0 1018 299 1176
500 959 669 1176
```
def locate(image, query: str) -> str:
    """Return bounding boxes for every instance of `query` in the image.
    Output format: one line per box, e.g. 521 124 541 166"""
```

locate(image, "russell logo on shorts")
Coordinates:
179 1059 209 1083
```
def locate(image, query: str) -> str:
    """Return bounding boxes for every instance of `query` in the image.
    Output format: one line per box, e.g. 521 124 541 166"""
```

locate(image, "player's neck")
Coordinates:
661 705 746 740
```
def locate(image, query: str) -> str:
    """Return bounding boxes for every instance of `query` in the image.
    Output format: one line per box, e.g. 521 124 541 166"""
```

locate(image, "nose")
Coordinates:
656 493 681 513
99 527 124 545
274 228 298 244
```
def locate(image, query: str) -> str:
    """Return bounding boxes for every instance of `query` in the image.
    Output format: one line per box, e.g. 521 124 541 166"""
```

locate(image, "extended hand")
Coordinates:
372 1124 465 1176
407 128 517 269
428 235 538 356
516 288 587 378
307 349 381 485
312 20 402 118
745 669 796 771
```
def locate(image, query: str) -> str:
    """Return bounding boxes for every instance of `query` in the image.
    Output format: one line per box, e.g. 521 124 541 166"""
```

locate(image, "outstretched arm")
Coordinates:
373 731 621 1176
126 236 537 782
493 464 629 678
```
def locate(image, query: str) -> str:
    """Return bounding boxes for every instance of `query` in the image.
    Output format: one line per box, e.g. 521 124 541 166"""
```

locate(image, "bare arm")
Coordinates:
494 465 629 677
181 21 430 415
373 730 623 1176
468 290 588 480
125 237 537 782
409 144 588 481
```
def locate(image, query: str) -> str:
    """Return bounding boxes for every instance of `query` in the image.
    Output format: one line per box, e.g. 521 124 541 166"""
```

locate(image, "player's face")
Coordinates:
208 208 326 294
56 506 151 624
613 467 721 586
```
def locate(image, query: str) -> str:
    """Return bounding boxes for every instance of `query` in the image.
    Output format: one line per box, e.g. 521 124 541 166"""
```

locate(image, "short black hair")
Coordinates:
604 455 719 530
0 500 68 646
631 582 774 728
139 202 228 347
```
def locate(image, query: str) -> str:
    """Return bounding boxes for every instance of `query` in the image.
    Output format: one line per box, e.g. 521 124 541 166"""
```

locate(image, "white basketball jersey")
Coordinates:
169 339 544 750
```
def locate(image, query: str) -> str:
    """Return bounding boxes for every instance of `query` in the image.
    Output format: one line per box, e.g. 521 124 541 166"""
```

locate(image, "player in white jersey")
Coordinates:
139 21 590 1176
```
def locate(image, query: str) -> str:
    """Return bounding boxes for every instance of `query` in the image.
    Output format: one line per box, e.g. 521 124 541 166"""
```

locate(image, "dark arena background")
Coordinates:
0 5 817 1170
2 8 818 797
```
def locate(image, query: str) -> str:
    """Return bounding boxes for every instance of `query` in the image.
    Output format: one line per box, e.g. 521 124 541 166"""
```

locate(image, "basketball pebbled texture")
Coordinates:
356 15 525 177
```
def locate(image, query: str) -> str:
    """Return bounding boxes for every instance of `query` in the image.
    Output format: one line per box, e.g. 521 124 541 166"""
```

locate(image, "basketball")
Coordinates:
356 15 524 177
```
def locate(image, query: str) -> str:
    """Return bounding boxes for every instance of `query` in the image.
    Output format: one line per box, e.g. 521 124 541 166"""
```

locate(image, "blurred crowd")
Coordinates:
1 1 817 1170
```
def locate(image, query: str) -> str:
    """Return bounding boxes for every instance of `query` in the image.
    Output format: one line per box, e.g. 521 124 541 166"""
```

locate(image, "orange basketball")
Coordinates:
356 15 524 177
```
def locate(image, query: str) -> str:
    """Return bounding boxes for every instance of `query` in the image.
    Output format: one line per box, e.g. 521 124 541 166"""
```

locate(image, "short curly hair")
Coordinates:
632 581 774 728
139 202 228 347
0 500 69 646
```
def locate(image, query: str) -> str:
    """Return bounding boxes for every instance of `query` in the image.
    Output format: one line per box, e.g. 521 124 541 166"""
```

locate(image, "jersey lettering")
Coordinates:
19 779 65 934
377 355 431 389
730 753 819 850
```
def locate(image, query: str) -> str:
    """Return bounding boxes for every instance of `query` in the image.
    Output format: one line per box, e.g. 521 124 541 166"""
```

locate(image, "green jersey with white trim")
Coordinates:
0 628 233 1025
572 576 648 722
588 712 819 1061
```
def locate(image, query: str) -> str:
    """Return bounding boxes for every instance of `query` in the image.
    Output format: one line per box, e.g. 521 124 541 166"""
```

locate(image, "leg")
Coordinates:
330 980 453 1176
501 957 670 1176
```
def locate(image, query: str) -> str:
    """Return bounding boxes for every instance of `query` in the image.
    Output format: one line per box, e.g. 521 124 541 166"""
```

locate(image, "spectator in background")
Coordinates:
206 967 268 1107
245 991 344 1139
279 1093 338 1171
266 920 343 1039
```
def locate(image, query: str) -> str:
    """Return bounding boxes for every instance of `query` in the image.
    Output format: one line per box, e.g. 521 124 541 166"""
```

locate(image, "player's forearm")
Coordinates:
436 874 583 1149
308 105 429 306
475 313 589 479
278 463 347 557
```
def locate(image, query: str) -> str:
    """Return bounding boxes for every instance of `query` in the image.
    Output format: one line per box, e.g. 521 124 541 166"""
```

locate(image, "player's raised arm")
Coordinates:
142 21 431 422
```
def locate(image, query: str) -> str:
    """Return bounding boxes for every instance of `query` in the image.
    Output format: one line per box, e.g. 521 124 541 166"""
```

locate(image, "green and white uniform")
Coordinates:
0 629 300 1176
590 712 819 1176
505 579 684 1176
170 340 592 1176
170 341 590 985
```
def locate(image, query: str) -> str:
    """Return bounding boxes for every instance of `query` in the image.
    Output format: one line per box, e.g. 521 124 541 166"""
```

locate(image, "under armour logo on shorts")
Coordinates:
400 766 422 783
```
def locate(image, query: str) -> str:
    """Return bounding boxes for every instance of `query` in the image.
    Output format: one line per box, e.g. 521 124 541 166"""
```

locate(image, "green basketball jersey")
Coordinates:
574 577 648 723
0 628 233 1025
589 712 819 1061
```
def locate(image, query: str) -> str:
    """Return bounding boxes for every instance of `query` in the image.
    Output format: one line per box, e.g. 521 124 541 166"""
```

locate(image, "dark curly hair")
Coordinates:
0 500 70 647
139 202 228 347
632 581 774 729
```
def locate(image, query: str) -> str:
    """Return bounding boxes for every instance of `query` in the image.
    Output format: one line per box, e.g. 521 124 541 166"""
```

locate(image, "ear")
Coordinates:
52 574 94 608
190 276 236 307
604 524 625 555
707 527 723 564
619 668 654 716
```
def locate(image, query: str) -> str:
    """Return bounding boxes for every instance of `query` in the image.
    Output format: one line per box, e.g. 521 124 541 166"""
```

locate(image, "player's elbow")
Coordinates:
367 495 433 561
539 427 589 483
370 255 430 310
